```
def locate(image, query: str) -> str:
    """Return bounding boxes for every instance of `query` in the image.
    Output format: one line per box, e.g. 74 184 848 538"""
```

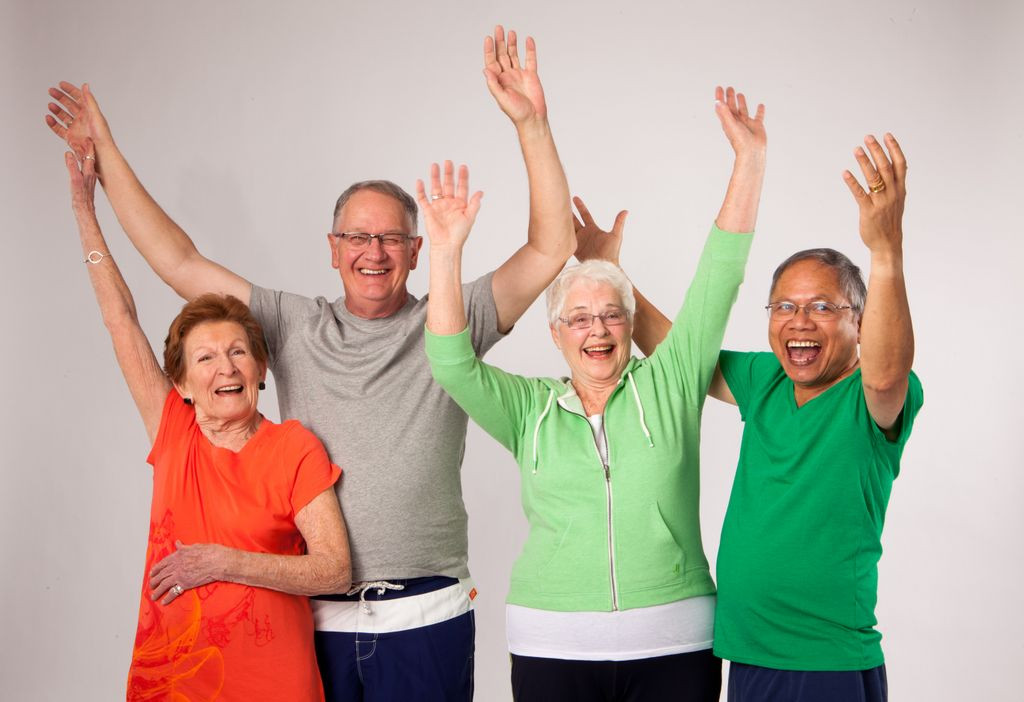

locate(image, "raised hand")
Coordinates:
45 82 113 162
483 25 547 126
415 161 483 252
573 196 627 265
714 86 766 161
843 133 907 254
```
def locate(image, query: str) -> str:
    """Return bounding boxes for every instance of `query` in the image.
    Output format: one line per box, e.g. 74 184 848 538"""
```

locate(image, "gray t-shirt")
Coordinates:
249 273 503 583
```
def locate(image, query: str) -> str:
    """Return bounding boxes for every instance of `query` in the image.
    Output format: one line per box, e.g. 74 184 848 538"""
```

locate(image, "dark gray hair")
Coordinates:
770 248 866 313
332 180 418 232
546 260 636 327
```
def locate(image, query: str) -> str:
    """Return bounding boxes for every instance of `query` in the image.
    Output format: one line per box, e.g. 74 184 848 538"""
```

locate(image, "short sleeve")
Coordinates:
281 423 342 515
146 389 195 468
249 286 323 364
463 271 507 357
719 350 759 416
871 370 924 457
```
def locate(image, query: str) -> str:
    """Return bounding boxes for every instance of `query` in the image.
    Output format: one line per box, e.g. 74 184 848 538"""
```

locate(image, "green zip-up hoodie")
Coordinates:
426 226 752 612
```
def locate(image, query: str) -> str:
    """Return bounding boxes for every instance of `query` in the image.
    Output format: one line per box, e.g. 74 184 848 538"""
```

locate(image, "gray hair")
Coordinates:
546 260 636 326
769 248 867 313
332 180 418 232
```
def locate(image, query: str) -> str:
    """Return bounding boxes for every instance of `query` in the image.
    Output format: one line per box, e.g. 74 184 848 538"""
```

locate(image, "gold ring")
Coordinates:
868 179 886 193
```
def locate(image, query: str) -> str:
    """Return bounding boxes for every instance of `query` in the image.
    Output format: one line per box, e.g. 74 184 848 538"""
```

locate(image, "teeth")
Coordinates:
787 340 820 348
216 385 243 393
586 346 612 352
359 269 387 275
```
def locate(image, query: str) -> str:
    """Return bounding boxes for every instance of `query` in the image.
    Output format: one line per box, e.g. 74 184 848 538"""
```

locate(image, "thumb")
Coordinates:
611 210 629 236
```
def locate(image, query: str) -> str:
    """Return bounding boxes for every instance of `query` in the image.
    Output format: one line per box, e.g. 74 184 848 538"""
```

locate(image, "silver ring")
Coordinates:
82 155 95 161
171 584 184 597
430 194 443 201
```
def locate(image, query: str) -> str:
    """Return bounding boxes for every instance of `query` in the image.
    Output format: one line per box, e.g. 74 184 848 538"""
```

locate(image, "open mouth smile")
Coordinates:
786 340 822 365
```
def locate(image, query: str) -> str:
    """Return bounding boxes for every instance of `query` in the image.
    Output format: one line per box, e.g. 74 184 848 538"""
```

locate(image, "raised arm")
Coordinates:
46 82 251 303
570 195 673 357
484 27 575 332
576 87 766 384
65 141 171 442
148 486 351 601
422 162 484 335
843 133 913 435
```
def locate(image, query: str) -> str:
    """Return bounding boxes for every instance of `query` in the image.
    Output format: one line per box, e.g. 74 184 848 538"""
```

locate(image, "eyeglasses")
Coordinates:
558 309 630 330
331 232 416 249
765 300 853 321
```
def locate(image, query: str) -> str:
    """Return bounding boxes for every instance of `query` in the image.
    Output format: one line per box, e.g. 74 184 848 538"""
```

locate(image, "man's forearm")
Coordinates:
860 246 914 390
519 121 575 260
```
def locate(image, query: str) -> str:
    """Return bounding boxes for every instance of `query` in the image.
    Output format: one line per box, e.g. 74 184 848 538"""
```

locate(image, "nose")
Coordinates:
589 316 611 336
361 238 387 260
216 355 239 375
787 308 816 330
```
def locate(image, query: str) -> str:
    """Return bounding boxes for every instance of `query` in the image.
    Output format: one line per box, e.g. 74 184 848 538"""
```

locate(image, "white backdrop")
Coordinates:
3 1 1022 699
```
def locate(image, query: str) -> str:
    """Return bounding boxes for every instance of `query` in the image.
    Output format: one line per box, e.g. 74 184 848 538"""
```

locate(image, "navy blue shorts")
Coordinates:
728 661 887 702
313 576 475 702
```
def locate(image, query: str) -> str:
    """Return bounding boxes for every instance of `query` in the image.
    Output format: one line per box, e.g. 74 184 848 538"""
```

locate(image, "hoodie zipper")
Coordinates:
591 421 620 612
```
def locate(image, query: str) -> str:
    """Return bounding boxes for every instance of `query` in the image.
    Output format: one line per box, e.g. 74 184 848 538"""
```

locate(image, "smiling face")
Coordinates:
550 279 633 391
329 189 423 319
768 259 861 398
174 320 265 427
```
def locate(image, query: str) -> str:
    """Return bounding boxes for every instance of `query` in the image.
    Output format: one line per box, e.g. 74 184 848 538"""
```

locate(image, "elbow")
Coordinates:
308 557 351 596
862 374 909 396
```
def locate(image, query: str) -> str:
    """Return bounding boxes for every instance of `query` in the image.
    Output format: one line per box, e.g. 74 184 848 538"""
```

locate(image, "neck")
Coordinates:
793 357 861 407
571 378 618 416
344 291 409 320
196 414 263 452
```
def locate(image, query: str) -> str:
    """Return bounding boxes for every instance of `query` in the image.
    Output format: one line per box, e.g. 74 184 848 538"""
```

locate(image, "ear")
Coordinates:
408 236 425 270
549 324 562 350
328 233 341 269
173 382 191 404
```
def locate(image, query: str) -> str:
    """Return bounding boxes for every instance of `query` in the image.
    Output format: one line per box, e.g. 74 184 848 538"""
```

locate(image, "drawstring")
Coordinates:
532 388 555 473
346 580 405 614
627 372 654 448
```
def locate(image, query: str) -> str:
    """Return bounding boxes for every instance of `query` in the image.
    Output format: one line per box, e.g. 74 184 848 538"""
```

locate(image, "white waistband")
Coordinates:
313 581 473 634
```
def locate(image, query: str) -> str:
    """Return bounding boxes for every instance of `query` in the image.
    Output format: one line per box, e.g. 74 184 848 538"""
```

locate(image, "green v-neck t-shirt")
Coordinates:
713 351 923 671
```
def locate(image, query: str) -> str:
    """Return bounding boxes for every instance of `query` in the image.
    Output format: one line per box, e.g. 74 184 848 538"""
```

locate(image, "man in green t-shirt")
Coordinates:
606 132 920 701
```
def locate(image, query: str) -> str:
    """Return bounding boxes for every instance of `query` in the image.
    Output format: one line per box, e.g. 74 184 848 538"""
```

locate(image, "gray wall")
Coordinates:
3 0 1021 699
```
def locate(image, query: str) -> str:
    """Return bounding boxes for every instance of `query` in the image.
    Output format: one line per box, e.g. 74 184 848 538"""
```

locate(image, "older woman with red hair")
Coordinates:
63 139 351 701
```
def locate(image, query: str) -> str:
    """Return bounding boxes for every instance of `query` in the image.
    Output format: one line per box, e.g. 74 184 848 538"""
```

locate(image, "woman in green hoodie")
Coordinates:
422 77 766 700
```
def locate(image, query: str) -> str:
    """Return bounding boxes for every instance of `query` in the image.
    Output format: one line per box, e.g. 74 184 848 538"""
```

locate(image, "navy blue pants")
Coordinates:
511 648 721 701
728 662 888 702
313 577 474 702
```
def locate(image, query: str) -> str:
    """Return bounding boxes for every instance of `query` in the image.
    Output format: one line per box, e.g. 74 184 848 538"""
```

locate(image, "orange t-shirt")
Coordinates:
127 390 341 701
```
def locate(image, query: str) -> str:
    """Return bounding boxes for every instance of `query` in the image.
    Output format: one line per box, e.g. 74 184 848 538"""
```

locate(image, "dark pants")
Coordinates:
728 661 888 702
511 648 721 702
313 577 474 702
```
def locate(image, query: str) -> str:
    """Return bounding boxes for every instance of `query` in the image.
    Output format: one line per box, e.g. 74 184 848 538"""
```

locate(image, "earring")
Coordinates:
258 381 266 391
183 397 193 405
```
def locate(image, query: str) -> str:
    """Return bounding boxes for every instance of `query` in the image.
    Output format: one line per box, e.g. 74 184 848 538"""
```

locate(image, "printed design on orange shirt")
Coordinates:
127 509 276 700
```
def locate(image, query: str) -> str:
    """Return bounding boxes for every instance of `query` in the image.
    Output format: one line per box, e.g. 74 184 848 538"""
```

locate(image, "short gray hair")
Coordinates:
332 180 418 232
546 260 636 326
770 248 866 313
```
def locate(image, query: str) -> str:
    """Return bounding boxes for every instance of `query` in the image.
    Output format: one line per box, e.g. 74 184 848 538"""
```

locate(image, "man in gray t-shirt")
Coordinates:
54 26 574 700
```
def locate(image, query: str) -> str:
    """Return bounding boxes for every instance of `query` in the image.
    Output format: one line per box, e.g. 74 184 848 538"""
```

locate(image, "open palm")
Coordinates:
484 26 547 124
